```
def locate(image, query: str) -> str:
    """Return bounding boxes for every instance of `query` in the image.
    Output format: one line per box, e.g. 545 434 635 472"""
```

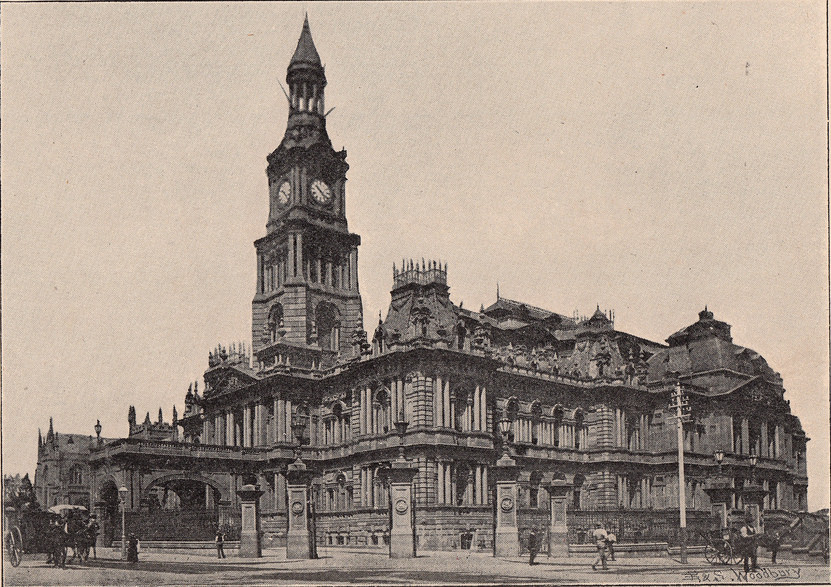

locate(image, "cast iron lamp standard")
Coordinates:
748 450 758 483
94 420 102 447
286 413 315 559
389 417 417 558
494 414 520 557
118 485 128 561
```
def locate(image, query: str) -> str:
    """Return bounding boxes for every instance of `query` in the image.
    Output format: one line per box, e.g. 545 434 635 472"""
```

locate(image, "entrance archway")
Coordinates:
133 477 224 541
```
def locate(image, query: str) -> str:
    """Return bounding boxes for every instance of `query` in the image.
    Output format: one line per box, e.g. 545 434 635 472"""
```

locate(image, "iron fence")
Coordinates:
567 509 715 546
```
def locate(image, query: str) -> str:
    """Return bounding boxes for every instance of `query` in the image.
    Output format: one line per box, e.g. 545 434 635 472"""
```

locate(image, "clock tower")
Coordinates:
252 17 364 369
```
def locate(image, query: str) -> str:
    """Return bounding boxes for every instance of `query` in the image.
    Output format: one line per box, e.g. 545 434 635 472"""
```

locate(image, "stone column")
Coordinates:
285 460 316 559
445 464 452 505
481 386 487 432
473 385 480 430
236 484 264 557
227 412 235 446
243 405 252 448
391 381 399 425
285 400 292 442
436 461 445 504
494 453 520 557
741 418 749 454
482 466 488 505
548 481 572 556
443 380 451 428
389 459 417 558
434 376 443 427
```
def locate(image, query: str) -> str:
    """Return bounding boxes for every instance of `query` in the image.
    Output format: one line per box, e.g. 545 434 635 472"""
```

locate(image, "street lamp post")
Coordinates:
494 414 520 557
94 420 102 446
748 450 757 483
668 380 691 563
118 486 128 561
389 416 417 558
498 416 512 458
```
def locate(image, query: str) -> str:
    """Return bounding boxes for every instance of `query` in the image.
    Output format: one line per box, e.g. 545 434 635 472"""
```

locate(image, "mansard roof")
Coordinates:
647 309 782 392
483 296 575 326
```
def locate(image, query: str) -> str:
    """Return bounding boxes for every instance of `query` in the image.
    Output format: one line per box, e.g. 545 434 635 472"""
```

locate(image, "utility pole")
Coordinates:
668 380 691 563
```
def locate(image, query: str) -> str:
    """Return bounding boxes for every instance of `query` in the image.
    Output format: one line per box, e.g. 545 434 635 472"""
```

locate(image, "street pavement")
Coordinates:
4 548 830 585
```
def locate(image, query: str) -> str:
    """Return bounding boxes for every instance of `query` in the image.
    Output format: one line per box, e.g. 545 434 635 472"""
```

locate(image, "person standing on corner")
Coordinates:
87 514 100 560
528 528 539 565
127 533 139 564
216 529 226 559
739 514 758 572
591 522 608 571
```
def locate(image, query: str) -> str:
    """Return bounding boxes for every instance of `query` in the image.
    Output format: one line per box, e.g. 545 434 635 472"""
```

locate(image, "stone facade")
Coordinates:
34 418 114 509
83 19 808 550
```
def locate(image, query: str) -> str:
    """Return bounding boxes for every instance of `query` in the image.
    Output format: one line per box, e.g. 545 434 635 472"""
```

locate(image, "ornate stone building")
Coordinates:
34 418 114 510
86 19 809 550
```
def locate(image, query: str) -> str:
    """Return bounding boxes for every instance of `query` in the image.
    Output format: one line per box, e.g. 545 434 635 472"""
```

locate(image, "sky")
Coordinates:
1 2 827 510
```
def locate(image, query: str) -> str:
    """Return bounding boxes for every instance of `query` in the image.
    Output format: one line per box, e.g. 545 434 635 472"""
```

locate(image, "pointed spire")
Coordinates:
144 411 152 425
38 429 43 447
158 407 164 423
290 14 322 68
48 417 54 435
172 405 178 422
496 282 500 300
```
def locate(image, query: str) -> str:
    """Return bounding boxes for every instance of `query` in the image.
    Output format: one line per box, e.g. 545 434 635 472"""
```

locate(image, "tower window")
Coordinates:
268 304 284 343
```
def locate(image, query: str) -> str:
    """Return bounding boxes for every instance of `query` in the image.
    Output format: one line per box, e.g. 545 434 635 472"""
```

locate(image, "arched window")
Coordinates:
374 389 390 434
268 304 284 343
455 463 471 506
572 474 585 510
454 393 469 432
315 302 341 352
456 322 467 351
552 405 564 447
69 465 83 485
574 410 586 450
530 401 542 444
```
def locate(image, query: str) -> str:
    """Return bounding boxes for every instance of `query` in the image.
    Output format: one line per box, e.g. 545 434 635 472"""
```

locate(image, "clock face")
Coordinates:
277 181 291 206
310 179 332 205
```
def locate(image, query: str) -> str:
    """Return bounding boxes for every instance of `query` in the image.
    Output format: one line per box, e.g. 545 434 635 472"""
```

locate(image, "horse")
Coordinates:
42 520 68 568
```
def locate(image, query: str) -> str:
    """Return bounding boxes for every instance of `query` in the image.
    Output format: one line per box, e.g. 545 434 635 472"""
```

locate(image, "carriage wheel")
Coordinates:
6 528 23 567
704 544 719 565
718 542 735 565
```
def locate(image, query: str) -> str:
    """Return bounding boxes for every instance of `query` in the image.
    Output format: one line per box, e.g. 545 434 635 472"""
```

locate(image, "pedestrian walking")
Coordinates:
591 522 608 571
740 515 758 572
216 529 226 559
606 530 617 561
527 528 539 565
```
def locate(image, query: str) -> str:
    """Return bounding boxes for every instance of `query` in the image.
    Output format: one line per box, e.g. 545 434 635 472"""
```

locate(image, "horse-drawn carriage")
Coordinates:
4 504 98 568
702 513 804 566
